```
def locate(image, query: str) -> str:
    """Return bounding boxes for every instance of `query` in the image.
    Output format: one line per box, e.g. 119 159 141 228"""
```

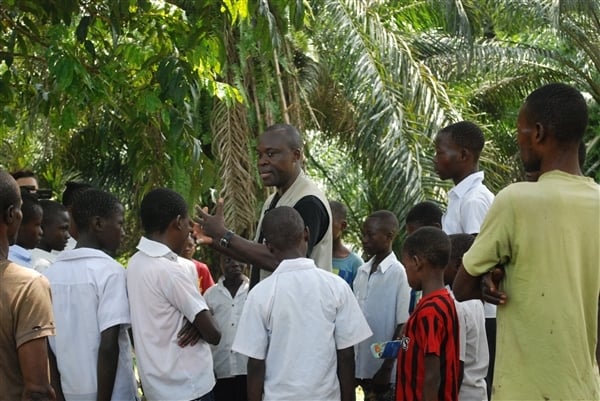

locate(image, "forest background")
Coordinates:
1 0 599 267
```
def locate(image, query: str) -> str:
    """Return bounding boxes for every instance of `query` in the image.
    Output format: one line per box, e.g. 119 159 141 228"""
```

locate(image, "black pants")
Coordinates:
485 317 496 401
213 375 247 401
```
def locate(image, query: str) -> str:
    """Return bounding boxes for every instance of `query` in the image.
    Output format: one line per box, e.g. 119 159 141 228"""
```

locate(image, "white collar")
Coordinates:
448 171 485 198
273 258 316 274
55 247 113 262
359 251 399 274
136 236 179 262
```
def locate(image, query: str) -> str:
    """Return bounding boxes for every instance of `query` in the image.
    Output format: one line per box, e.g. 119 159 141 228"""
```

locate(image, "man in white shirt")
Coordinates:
45 189 137 401
434 120 495 398
127 188 221 401
232 206 372 401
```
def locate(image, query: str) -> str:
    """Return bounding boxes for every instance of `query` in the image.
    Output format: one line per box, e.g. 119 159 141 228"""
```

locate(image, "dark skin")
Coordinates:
401 250 447 400
331 214 351 259
337 347 357 401
1 181 55 401
147 213 221 347
193 129 304 272
360 216 403 391
247 357 266 401
453 104 599 372
221 257 245 298
434 131 479 186
16 209 43 250
38 211 70 252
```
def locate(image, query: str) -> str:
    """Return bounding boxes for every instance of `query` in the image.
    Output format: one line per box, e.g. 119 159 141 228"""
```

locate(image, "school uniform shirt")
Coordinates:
455 299 489 401
44 248 137 401
442 171 496 319
232 258 372 401
127 237 215 401
397 288 460 401
8 244 32 268
30 248 58 274
353 252 411 381
203 275 249 379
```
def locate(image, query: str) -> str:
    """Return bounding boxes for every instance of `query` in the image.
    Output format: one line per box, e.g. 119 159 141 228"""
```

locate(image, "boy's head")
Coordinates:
405 201 443 234
140 188 191 254
62 181 93 239
72 189 124 255
401 227 451 290
16 192 43 249
221 256 245 280
11 169 38 193
38 200 70 252
329 200 348 241
361 210 398 258
262 206 308 258
445 233 475 287
434 121 485 181
180 234 196 259
517 83 588 173
0 170 23 246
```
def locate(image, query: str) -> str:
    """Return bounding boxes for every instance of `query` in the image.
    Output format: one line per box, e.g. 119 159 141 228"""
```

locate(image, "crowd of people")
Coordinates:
0 81 598 401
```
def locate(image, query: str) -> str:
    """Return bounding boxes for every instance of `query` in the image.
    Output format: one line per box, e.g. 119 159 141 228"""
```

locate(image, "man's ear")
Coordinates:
341 220 348 230
303 226 310 243
534 122 546 143
173 214 185 231
92 215 103 231
413 254 423 271
4 205 14 225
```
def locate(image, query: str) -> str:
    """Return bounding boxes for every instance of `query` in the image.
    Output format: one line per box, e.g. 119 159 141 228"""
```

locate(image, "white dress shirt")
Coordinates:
44 248 137 401
232 258 372 401
203 275 249 378
127 237 214 401
442 171 494 235
8 244 32 268
352 252 411 380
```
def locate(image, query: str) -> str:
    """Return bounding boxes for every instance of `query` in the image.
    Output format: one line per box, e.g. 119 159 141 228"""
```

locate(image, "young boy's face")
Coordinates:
222 257 243 280
98 205 125 256
433 131 462 180
361 217 391 257
401 249 422 290
43 211 70 251
17 207 43 249
331 215 345 241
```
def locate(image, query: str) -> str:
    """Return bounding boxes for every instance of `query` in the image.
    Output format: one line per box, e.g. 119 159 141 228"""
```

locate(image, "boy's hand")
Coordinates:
371 365 392 393
481 266 507 305
177 318 202 347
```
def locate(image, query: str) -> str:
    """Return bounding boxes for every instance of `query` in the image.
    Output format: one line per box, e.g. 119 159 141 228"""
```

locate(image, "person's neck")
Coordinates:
539 145 582 176
421 276 446 297
452 167 478 186
0 235 9 260
332 238 350 258
370 249 392 273
146 232 175 252
75 234 101 251
37 242 52 252
276 169 301 196
224 274 244 289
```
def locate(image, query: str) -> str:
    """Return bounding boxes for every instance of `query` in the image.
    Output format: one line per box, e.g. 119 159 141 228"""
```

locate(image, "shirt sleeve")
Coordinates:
97 264 131 332
162 261 209 323
15 274 55 348
395 267 411 325
294 196 330 256
333 279 373 349
231 289 270 359
463 189 513 277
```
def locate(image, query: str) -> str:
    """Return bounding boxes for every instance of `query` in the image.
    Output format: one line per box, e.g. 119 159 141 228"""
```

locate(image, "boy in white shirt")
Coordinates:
232 206 372 401
45 188 137 401
204 256 249 401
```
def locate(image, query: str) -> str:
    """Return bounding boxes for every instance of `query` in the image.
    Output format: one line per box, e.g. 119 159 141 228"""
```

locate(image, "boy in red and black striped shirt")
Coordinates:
397 227 460 401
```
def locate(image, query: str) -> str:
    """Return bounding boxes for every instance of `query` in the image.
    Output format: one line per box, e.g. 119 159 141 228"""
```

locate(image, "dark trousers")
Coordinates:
214 375 247 401
485 317 497 401
356 379 395 401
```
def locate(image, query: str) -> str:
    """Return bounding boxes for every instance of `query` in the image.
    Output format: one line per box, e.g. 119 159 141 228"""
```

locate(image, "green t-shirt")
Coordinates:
463 170 600 400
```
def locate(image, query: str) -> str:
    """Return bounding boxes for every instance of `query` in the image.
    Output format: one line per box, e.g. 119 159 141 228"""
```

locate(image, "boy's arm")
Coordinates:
18 337 56 401
97 325 120 401
48 345 65 401
192 309 221 345
371 323 404 389
247 357 266 401
423 354 441 401
336 346 356 401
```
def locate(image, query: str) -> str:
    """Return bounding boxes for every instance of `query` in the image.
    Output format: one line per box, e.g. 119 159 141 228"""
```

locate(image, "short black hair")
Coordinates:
262 206 305 252
72 189 122 231
439 121 485 157
524 83 588 143
448 233 475 261
263 124 303 150
140 188 188 234
0 170 20 213
329 200 347 221
405 201 443 228
39 200 68 226
21 191 42 224
11 169 36 181
403 227 451 269
62 181 94 207
367 210 399 235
